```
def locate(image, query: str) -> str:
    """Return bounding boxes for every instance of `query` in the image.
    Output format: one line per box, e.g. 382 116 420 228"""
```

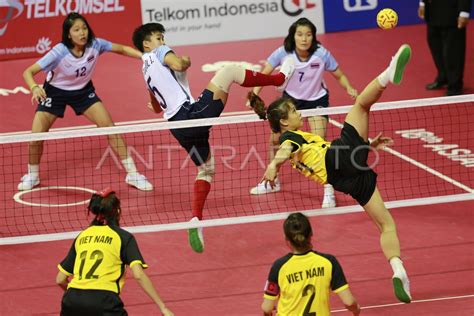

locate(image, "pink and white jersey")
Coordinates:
267 45 338 101
37 38 112 90
141 45 194 120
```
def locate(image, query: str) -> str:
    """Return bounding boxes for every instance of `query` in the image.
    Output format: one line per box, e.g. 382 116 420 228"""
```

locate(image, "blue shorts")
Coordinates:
169 89 224 166
283 91 329 119
37 81 101 118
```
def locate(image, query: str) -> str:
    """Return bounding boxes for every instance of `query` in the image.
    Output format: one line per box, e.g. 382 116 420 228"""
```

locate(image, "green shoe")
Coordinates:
188 217 204 253
389 44 412 85
392 276 412 303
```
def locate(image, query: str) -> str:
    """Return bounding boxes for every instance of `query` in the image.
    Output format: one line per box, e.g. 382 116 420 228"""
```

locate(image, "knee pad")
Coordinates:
196 156 215 182
210 64 245 93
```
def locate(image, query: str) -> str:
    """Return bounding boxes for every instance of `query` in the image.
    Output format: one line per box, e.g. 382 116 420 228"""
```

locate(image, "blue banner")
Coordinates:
323 0 422 33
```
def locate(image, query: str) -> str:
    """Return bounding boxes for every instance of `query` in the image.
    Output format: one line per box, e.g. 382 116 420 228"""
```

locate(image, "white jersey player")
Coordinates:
133 22 295 254
19 12 153 192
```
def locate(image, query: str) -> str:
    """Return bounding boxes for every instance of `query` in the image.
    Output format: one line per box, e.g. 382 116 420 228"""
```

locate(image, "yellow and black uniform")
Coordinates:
263 250 348 316
279 130 331 185
58 224 148 315
281 122 377 206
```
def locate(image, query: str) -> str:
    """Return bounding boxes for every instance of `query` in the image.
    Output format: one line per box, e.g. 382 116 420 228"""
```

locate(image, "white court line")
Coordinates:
332 294 474 313
1 193 473 245
329 119 473 193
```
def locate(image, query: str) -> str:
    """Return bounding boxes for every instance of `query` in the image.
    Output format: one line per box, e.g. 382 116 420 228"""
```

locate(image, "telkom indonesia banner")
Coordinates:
323 0 422 33
140 0 325 47
0 0 142 61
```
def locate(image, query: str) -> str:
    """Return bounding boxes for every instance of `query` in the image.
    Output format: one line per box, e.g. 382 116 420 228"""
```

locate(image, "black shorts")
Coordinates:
169 89 224 166
325 122 377 206
37 81 101 118
284 91 329 119
61 288 127 316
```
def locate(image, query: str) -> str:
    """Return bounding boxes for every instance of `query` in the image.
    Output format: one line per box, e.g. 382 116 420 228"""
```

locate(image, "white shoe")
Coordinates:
277 57 295 91
250 179 281 195
322 184 336 208
125 173 153 191
392 271 412 303
388 44 411 85
188 217 204 253
18 174 40 191
322 193 336 208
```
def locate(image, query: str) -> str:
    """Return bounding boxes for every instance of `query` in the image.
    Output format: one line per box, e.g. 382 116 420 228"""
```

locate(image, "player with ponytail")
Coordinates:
56 188 173 316
262 213 360 316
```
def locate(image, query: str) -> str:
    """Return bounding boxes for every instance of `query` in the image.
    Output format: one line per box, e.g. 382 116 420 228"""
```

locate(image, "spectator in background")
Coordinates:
418 0 472 96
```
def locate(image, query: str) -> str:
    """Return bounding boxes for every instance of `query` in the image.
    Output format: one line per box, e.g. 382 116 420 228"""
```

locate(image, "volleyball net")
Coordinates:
1 95 473 244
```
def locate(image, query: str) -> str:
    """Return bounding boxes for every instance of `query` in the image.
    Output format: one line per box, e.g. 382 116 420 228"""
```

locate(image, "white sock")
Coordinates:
390 257 406 276
324 184 334 195
377 69 390 87
121 157 137 174
28 164 40 178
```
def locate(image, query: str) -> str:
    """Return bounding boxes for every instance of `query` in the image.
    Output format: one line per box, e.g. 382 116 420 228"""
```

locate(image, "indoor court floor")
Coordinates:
0 23 473 315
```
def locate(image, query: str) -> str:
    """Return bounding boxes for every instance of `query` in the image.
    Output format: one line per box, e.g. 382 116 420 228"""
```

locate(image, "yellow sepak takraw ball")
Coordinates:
377 8 398 30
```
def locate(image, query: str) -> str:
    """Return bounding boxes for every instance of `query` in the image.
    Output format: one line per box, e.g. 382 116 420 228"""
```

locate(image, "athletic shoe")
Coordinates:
388 44 411 85
277 57 295 91
188 217 204 253
392 272 412 303
18 174 40 191
250 178 281 195
125 173 153 191
322 193 336 208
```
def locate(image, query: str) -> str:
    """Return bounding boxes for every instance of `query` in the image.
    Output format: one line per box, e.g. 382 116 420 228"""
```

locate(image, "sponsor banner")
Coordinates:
323 0 422 33
141 0 325 47
0 0 142 61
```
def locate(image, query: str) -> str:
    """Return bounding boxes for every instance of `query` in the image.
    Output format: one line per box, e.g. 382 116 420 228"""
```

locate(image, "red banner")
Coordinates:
0 0 142 61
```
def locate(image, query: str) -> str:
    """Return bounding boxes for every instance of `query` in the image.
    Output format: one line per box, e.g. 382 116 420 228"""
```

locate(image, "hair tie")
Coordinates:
96 187 114 198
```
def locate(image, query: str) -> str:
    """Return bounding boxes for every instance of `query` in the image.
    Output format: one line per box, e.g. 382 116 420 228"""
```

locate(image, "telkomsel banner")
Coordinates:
0 0 142 61
140 0 325 47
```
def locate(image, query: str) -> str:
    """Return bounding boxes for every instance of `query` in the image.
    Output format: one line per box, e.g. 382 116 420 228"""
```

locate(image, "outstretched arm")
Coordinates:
330 68 358 99
262 143 292 186
131 264 174 316
111 43 143 59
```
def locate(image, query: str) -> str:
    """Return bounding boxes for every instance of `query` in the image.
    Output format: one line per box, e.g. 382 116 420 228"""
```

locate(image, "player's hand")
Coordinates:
147 101 161 113
31 85 46 105
346 87 358 99
458 16 469 29
418 6 425 19
370 132 393 150
262 164 278 188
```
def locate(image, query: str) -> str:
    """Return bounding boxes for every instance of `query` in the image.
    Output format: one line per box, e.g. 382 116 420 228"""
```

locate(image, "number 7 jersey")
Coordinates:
58 225 148 293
